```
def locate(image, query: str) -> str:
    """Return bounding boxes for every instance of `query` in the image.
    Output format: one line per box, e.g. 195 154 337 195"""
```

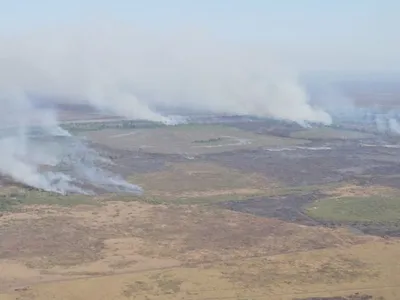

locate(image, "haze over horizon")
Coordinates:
1 0 399 73
0 0 399 124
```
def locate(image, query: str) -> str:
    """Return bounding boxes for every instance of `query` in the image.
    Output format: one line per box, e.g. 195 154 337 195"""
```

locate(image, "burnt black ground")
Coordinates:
93 142 187 177
202 141 400 187
220 192 324 226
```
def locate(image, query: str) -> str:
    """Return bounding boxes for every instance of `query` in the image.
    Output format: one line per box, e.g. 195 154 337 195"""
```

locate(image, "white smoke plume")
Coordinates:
0 22 332 193
0 100 142 194
1 22 331 124
389 118 400 134
0 65 142 194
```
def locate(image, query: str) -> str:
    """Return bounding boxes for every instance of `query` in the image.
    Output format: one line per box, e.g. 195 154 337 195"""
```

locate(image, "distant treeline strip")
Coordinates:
61 119 165 131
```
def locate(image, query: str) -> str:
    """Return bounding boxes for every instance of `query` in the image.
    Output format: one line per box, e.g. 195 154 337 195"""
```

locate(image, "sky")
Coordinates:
0 0 399 72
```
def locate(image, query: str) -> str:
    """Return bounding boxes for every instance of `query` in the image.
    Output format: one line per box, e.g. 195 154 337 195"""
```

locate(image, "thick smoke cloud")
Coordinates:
0 55 142 194
0 87 142 194
1 23 331 124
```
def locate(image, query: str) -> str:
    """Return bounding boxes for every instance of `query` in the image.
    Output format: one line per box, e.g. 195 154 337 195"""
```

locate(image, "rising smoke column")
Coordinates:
0 89 143 194
0 59 142 194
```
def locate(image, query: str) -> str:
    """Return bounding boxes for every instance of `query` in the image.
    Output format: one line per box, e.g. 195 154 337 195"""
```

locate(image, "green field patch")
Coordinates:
305 195 400 223
0 188 98 212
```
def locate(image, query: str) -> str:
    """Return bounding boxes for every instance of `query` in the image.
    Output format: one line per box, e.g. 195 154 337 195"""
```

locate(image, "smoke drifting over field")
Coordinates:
0 74 142 194
0 23 335 193
5 23 400 193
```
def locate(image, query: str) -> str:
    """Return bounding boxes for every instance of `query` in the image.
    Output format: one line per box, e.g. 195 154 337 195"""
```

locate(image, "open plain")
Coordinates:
2 115 400 300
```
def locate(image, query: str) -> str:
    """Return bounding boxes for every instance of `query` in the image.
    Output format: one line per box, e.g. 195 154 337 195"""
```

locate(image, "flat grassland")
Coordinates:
85 124 307 154
2 123 400 300
128 162 276 203
127 162 345 205
0 197 394 300
304 185 400 236
306 196 400 223
0 186 97 212
0 202 395 300
0 181 396 300
290 127 374 140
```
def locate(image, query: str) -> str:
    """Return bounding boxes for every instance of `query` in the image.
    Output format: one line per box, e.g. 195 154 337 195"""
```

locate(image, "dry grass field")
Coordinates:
1 166 399 299
290 128 375 140
128 162 276 203
0 197 390 299
0 195 397 300
127 162 347 205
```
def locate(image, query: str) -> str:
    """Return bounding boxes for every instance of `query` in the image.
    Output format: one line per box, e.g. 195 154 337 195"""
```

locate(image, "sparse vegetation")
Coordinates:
3 239 399 300
0 188 96 211
128 162 274 203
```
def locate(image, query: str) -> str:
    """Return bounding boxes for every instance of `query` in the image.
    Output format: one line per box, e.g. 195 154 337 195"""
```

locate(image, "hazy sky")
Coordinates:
0 0 398 71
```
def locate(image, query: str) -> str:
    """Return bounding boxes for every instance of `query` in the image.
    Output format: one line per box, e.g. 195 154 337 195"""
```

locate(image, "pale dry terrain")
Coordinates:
0 195 384 300
128 162 276 202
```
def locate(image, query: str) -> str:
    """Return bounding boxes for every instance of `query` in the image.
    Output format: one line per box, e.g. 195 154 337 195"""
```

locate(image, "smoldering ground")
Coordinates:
0 78 142 194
